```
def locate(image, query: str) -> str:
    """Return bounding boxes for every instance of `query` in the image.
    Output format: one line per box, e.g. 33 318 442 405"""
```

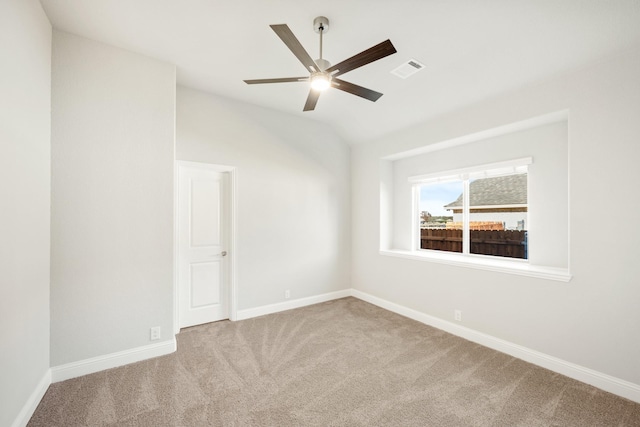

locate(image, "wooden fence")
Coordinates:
445 221 504 230
420 229 527 259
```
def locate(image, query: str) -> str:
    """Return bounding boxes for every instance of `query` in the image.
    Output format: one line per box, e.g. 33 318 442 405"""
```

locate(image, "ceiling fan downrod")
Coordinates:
313 16 330 71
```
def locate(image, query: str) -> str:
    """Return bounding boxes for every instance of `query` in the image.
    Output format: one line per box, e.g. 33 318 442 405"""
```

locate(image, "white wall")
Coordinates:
352 47 640 385
0 1 51 425
50 32 176 366
176 87 351 310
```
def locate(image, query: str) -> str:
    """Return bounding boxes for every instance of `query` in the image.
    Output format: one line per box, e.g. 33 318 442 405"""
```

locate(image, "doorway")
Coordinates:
175 161 236 331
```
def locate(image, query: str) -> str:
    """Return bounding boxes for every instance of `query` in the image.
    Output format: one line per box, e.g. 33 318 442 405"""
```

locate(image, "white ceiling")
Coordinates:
40 0 640 144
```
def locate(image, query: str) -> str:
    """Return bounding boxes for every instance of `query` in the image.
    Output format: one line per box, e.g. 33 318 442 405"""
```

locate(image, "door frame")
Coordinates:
174 160 238 334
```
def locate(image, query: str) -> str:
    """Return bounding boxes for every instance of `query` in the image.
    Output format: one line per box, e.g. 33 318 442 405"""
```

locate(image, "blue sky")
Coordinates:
419 181 462 216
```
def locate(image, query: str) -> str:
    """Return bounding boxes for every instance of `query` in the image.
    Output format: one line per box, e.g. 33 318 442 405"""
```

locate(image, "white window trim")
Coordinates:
401 157 571 281
408 157 532 184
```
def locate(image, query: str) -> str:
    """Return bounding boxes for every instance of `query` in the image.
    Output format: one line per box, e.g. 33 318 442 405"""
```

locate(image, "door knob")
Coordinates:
221 251 227 257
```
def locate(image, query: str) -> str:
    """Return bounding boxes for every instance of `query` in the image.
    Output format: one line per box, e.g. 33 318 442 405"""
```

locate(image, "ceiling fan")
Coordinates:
244 16 397 111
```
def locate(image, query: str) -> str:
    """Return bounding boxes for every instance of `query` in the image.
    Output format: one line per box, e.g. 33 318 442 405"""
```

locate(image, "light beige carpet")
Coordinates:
29 297 640 426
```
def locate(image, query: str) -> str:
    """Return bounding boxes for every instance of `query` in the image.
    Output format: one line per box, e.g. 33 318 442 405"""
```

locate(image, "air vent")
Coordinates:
391 59 425 79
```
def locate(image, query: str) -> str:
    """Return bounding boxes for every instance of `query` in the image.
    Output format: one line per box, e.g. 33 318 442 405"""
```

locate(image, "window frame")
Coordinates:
410 157 532 261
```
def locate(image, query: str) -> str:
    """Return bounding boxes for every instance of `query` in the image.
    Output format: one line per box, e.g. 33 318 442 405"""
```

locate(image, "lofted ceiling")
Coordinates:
39 0 640 144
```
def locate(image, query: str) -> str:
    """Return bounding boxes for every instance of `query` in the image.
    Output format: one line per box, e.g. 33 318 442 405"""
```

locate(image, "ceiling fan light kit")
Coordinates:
310 72 331 91
244 16 397 111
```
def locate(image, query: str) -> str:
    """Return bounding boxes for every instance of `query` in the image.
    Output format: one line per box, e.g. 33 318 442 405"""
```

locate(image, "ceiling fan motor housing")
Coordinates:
315 58 331 71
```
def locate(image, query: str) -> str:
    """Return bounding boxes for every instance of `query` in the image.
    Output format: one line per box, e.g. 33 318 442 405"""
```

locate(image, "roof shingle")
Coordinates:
444 174 527 208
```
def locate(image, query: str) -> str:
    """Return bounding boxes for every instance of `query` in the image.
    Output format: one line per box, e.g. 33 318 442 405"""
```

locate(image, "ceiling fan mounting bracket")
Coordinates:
313 16 330 34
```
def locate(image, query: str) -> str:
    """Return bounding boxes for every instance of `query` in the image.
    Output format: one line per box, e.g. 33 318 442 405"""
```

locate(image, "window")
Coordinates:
411 158 530 260
380 117 570 281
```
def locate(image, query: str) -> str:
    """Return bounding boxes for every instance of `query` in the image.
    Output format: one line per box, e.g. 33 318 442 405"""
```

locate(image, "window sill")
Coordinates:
379 249 572 282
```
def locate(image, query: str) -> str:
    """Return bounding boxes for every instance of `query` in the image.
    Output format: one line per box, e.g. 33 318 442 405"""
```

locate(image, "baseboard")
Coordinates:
11 369 51 427
51 338 177 383
351 289 640 404
235 289 351 321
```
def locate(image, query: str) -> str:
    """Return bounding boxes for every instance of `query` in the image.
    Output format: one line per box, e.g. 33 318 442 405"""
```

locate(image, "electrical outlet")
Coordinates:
454 310 462 322
150 326 161 341
285 290 291 299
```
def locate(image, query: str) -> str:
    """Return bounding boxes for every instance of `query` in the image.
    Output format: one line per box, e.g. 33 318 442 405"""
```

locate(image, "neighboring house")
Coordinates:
444 174 527 230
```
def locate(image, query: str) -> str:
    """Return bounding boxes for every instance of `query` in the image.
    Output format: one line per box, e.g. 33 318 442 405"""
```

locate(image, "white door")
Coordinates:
178 163 229 328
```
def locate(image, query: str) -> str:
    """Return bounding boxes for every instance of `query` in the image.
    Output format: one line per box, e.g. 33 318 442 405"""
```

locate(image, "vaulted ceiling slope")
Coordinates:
40 0 640 144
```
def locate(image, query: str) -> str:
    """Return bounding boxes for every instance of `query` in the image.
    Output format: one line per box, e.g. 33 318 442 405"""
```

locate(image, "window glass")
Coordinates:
467 173 528 259
417 170 528 260
418 180 462 253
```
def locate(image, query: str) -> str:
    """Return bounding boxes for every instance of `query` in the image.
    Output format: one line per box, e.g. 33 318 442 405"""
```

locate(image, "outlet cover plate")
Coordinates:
150 326 161 340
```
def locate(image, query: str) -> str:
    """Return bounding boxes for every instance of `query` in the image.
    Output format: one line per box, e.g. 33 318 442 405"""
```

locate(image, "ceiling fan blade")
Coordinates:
270 24 319 73
325 39 397 77
303 90 320 111
244 77 308 84
332 78 383 102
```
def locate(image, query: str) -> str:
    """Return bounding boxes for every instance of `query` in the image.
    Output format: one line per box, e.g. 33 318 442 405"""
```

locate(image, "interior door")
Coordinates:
178 163 229 328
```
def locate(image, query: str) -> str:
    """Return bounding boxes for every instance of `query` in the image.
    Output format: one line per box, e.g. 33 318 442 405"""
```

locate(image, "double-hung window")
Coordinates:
410 157 531 260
